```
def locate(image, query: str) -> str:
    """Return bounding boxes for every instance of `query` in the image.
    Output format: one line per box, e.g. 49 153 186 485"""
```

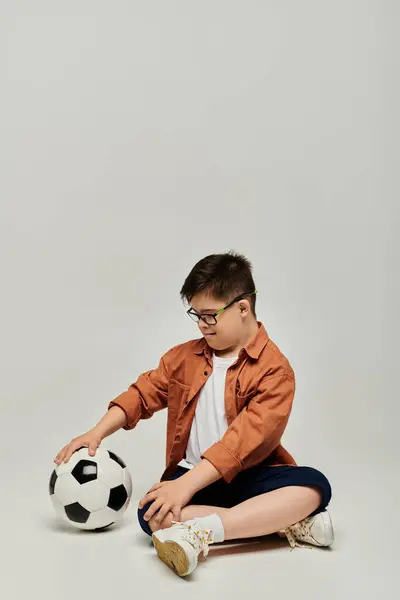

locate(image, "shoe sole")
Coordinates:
320 510 334 546
152 534 190 577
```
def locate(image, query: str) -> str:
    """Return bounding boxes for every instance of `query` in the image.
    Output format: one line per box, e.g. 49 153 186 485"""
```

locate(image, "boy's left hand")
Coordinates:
138 478 194 526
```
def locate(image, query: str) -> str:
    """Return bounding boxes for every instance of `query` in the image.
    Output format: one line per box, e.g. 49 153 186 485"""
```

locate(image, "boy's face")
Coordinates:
188 291 253 352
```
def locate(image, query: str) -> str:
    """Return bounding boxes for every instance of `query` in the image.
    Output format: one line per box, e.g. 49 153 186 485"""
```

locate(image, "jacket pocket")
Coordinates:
167 379 191 423
168 378 191 406
166 379 191 463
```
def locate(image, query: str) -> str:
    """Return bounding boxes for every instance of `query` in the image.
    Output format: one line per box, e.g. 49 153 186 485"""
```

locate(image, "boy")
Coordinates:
55 251 333 577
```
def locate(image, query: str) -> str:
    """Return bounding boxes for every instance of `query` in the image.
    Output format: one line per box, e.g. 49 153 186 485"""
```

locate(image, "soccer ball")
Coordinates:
49 446 132 530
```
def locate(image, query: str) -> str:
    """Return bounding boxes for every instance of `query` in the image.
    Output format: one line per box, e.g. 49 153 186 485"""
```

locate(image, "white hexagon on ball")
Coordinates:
97 456 124 489
122 468 133 499
86 507 118 530
50 494 66 521
78 479 110 512
54 474 81 506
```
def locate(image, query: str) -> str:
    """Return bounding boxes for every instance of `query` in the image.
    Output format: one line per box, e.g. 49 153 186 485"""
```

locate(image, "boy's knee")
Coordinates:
137 501 174 535
137 501 153 536
298 466 332 510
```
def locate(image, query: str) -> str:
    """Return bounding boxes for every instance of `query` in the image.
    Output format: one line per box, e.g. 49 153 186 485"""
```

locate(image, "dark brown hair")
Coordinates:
180 251 257 315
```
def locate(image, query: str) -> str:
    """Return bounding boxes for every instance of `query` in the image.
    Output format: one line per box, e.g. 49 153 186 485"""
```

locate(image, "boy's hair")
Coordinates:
180 251 257 316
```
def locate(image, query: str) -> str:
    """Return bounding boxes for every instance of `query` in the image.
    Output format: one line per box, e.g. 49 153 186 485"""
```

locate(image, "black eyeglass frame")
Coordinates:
186 290 258 325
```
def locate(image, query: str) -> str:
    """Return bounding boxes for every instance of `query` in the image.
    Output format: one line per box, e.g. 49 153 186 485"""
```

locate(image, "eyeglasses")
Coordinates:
186 290 258 325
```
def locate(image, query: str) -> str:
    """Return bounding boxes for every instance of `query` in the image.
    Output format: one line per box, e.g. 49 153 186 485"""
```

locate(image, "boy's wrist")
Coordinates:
181 459 222 494
90 425 104 440
91 406 127 442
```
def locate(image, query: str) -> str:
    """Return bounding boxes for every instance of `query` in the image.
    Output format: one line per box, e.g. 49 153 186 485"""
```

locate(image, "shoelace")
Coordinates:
283 518 314 550
171 521 214 558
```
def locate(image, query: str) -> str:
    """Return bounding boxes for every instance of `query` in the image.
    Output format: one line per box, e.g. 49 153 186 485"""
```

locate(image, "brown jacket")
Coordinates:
108 322 296 483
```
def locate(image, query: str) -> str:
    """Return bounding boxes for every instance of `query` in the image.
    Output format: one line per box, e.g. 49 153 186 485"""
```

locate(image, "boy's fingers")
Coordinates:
139 490 157 508
157 504 171 526
88 443 97 455
64 446 75 462
139 491 154 507
55 449 66 464
144 498 163 521
148 483 160 493
172 507 181 522
66 441 86 461
55 439 90 465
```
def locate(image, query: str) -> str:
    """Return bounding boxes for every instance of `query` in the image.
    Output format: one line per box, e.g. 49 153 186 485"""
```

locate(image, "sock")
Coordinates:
190 514 225 543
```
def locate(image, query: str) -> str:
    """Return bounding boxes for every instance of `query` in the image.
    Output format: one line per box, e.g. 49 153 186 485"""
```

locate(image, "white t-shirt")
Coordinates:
178 352 238 470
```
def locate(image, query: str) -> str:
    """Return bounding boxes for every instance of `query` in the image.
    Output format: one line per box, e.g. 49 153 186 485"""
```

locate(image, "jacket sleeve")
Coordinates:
201 369 295 483
108 349 172 430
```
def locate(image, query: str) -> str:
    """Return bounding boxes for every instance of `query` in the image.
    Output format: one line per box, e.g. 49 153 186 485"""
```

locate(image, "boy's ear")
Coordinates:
239 300 250 314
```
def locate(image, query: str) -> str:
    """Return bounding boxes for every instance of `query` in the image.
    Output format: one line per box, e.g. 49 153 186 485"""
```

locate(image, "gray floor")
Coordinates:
3 447 397 600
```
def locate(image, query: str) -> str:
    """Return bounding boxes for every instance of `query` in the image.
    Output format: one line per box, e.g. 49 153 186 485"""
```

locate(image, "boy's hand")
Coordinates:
138 479 194 527
54 430 102 465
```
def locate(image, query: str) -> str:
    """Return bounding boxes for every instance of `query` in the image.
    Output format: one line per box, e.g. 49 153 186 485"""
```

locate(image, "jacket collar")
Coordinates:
193 321 269 360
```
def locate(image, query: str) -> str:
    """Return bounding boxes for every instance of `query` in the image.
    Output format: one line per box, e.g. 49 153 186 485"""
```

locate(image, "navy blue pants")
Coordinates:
138 463 332 537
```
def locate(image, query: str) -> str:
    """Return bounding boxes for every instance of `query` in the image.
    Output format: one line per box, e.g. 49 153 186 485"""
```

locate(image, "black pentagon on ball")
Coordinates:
49 470 58 495
108 484 128 511
64 502 91 523
71 459 98 484
108 450 126 468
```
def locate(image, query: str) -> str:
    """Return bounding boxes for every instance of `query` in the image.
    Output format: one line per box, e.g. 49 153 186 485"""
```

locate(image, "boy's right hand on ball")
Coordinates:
54 431 102 465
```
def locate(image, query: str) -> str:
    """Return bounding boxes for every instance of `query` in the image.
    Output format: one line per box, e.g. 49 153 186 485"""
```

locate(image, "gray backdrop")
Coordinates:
1 1 398 598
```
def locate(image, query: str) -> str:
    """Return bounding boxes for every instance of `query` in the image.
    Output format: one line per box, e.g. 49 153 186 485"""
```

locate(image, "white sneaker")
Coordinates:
152 520 215 577
279 510 334 549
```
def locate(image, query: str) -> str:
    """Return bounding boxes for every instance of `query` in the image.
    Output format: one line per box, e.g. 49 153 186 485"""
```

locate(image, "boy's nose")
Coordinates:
199 322 211 335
